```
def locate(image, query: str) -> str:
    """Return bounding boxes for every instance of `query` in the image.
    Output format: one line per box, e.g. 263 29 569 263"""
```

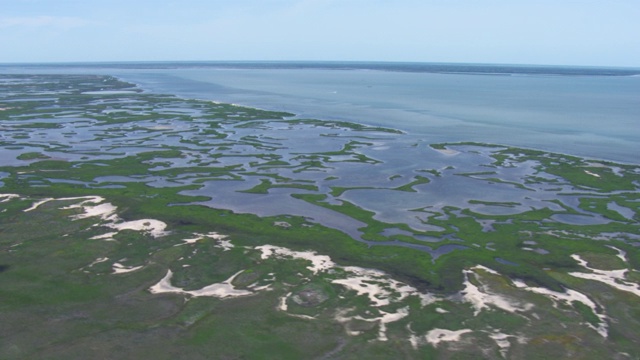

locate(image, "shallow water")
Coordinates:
2 62 638 163
1 68 638 257
115 67 640 164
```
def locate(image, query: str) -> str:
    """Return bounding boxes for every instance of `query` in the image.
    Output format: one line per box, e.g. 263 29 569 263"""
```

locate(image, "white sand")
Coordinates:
24 195 169 239
181 235 203 245
108 219 168 238
289 313 316 320
413 323 522 353
512 278 608 337
180 232 233 250
24 197 55 211
569 254 640 297
258 243 439 342
248 283 272 291
425 328 472 347
334 306 410 341
149 269 253 298
407 325 420 349
333 265 437 307
86 257 109 267
90 232 118 241
489 332 511 356
607 245 628 262
488 331 527 358
208 244 443 342
112 262 143 274
189 270 253 297
276 291 317 320
485 331 526 358
329 265 436 342
334 308 363 336
30 196 105 213
279 292 291 311
256 245 336 274
474 264 500 275
56 196 110 217
461 266 533 316
332 274 391 307
256 244 440 342
206 232 234 251
70 202 118 221
216 238 234 251
375 307 410 341
0 194 20 203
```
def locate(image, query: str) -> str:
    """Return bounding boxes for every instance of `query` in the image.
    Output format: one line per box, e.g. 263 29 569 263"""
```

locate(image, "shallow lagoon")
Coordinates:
1 75 636 249
1 71 640 358
2 62 639 163
114 65 640 164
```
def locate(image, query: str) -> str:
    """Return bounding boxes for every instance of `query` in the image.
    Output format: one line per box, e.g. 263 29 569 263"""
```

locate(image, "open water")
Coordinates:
1 62 638 251
2 61 639 163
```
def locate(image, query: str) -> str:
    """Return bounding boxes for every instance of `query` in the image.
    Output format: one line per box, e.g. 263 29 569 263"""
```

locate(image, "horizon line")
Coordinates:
1 59 640 70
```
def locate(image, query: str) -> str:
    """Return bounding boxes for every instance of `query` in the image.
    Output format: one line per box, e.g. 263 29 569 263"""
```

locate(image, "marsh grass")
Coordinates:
1 74 639 358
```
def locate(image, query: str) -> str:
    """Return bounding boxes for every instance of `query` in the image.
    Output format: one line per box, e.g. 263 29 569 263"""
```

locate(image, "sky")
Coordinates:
0 0 639 67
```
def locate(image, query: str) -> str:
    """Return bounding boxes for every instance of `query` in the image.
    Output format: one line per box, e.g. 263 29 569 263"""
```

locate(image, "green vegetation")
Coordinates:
16 152 50 160
393 175 431 192
0 74 639 359
240 179 318 194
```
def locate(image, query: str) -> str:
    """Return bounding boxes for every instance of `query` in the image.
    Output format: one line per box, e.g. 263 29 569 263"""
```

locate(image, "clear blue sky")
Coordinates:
1 0 638 67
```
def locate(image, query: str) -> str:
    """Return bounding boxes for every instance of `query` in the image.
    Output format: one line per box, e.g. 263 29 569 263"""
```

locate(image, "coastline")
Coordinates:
1 72 639 358
1 62 638 165
115 73 639 167
105 65 639 165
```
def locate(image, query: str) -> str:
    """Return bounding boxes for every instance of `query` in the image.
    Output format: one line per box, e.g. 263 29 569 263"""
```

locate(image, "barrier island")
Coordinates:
1 74 639 359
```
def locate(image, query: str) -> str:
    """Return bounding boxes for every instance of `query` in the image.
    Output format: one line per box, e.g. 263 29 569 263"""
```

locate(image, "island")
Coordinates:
1 74 638 359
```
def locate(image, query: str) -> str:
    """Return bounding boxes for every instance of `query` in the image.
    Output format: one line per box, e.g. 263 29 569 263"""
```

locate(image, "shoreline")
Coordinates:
110 68 639 166
1 72 639 358
142 84 640 167
1 66 637 164
101 73 639 167
2 61 639 76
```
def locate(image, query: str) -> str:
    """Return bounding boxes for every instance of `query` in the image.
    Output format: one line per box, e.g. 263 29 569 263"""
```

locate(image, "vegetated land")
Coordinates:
0 74 639 359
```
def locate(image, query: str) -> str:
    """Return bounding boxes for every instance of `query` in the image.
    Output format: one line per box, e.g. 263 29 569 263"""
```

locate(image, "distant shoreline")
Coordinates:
2 61 639 77
2 67 638 165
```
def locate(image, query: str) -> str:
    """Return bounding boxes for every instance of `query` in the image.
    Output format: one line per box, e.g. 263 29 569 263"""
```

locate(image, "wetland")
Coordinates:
0 71 639 359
